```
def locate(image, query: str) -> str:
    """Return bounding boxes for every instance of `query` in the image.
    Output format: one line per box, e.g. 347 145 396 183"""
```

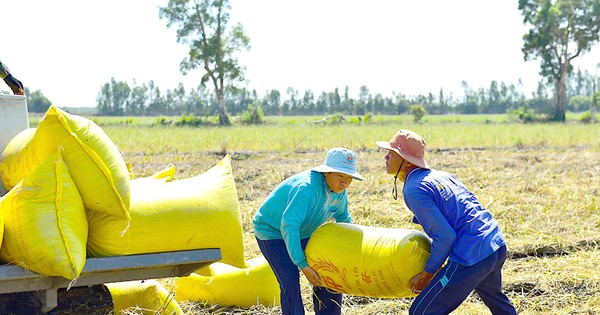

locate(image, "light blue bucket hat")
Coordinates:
312 147 365 180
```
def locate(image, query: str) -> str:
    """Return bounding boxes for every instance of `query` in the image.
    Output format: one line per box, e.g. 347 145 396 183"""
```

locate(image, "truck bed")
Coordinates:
0 248 221 313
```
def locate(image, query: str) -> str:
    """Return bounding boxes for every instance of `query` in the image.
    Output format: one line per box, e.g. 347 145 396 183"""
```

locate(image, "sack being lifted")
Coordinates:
305 223 431 298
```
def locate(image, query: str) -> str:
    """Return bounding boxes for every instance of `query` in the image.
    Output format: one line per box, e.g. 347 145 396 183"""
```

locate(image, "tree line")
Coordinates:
19 67 598 119
89 69 597 118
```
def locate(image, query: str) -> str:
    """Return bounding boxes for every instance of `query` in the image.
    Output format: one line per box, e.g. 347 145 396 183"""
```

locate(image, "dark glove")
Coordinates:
4 73 24 95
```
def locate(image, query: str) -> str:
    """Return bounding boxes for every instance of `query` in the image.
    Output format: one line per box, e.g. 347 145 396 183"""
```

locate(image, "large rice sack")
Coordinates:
106 280 183 315
87 154 247 268
0 147 87 280
0 105 130 220
175 256 280 308
305 223 431 298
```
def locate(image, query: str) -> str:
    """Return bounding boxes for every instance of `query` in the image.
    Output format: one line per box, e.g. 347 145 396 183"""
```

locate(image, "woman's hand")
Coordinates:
301 266 322 287
409 271 434 294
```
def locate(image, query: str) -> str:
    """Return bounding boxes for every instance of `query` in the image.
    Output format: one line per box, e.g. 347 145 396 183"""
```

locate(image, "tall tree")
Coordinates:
159 0 250 125
129 84 149 115
25 88 52 113
96 78 131 116
438 88 448 114
146 81 165 116
302 90 315 114
519 0 600 121
285 87 298 114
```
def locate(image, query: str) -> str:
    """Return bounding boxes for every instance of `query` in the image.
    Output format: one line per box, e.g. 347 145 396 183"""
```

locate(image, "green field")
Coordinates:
93 115 600 314
82 114 599 154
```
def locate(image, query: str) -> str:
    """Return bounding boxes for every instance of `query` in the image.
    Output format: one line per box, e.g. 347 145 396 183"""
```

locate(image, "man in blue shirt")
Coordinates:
376 129 516 315
253 147 365 315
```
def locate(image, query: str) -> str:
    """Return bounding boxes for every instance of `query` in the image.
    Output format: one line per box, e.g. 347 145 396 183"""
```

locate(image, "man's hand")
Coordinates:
4 73 24 95
409 271 434 294
301 266 322 287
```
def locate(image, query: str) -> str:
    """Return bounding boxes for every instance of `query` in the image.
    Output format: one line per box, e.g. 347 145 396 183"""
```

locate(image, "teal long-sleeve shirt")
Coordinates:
253 170 352 269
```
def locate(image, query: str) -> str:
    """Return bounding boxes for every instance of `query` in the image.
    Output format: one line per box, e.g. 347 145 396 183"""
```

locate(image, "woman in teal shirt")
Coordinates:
253 147 365 315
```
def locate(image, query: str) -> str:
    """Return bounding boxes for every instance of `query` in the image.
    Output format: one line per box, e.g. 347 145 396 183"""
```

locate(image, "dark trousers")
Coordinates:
410 245 517 315
256 237 342 315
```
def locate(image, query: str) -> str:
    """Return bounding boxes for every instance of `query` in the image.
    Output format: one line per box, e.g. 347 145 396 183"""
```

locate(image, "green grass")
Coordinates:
31 112 597 152
100 120 600 155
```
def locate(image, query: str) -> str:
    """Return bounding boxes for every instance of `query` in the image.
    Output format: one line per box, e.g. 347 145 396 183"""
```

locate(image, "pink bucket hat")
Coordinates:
376 129 430 169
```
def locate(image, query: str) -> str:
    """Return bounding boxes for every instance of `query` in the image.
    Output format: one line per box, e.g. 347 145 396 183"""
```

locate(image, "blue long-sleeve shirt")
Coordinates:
253 170 352 269
403 168 506 274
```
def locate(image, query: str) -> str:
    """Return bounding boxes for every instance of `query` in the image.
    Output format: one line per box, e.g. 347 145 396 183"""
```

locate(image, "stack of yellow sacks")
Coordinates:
0 105 271 312
0 105 132 280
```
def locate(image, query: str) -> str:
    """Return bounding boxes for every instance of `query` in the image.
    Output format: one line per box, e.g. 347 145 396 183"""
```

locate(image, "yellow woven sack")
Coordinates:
0 147 87 280
106 280 183 315
0 127 36 184
305 222 431 298
0 105 130 220
87 155 247 268
175 256 280 308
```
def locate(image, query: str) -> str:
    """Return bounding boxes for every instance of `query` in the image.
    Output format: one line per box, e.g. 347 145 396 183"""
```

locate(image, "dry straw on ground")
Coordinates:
111 118 599 315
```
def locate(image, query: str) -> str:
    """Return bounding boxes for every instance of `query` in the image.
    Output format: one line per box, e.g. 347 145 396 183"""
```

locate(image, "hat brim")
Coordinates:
312 165 365 181
376 141 430 170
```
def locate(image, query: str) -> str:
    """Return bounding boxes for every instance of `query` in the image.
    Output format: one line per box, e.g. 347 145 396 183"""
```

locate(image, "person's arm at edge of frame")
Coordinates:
0 61 24 95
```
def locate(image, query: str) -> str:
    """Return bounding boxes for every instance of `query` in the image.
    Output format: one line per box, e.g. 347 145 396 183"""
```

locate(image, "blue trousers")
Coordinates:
410 245 517 315
256 237 342 315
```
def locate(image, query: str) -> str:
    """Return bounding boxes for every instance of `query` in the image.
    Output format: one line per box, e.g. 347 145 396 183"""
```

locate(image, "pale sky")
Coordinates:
2 0 599 107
